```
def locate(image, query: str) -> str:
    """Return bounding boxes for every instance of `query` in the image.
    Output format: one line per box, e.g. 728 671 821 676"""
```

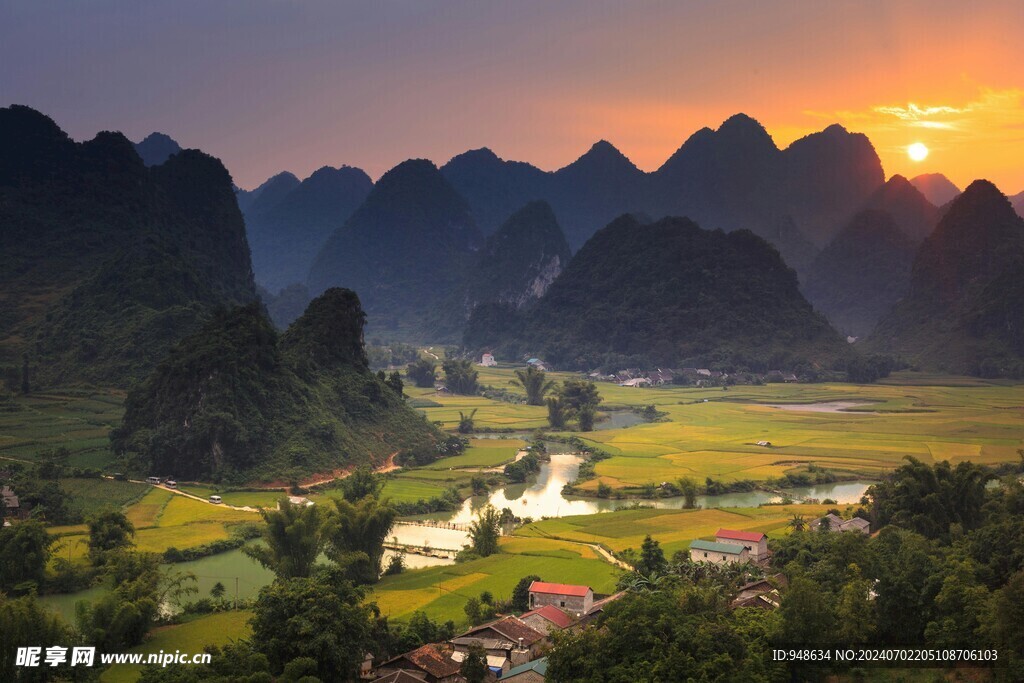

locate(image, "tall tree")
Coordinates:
468 505 502 557
324 495 397 584
460 643 488 683
442 359 479 395
0 520 56 591
245 499 324 579
546 397 567 429
636 535 667 576
407 358 437 388
511 366 556 406
339 465 383 502
87 510 135 565
677 477 698 509
511 574 542 612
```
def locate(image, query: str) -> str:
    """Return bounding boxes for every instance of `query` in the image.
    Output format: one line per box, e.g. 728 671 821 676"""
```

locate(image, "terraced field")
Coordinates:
370 536 621 624
515 503 838 556
0 390 124 468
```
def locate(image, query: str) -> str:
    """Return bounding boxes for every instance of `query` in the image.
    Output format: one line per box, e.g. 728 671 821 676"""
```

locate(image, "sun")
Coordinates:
907 142 929 162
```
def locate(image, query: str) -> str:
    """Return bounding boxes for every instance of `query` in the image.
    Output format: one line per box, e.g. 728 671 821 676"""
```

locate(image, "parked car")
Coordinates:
146 476 161 485
165 480 178 489
209 495 222 504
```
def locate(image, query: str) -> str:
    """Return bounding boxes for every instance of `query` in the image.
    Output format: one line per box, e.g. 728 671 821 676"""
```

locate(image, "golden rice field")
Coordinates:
515 503 839 556
410 366 1024 489
370 535 620 625
49 488 260 564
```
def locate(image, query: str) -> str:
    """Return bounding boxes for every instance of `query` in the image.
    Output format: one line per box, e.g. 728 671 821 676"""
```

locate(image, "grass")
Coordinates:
99 610 253 683
0 389 123 469
420 438 525 470
516 503 843 555
370 536 621 625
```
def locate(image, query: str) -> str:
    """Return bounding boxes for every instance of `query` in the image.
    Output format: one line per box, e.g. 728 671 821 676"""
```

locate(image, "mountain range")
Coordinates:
0 106 257 388
867 180 1024 375
910 173 961 207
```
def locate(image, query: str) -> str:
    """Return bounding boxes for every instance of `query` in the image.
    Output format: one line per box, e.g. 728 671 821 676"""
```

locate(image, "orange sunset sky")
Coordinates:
2 1 1023 193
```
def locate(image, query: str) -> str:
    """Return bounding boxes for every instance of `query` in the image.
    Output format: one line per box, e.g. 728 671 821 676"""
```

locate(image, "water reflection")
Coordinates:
432 451 872 525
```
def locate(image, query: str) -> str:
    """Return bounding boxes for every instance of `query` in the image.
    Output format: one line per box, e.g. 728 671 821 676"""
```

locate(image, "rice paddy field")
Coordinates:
49 487 260 564
369 535 621 625
515 503 839 556
0 389 124 468
409 367 1024 491
99 610 253 683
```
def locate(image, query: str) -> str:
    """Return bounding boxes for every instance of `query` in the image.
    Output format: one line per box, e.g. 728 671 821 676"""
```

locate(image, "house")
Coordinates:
812 513 870 534
459 616 547 661
1 485 25 520
525 358 548 371
715 529 768 561
618 377 651 388
689 539 749 564
731 577 784 610
500 657 548 682
696 368 712 377
649 369 674 385
528 581 593 616
480 353 497 367
373 670 431 683
374 643 462 683
519 605 574 635
782 373 798 383
572 591 624 629
451 634 532 676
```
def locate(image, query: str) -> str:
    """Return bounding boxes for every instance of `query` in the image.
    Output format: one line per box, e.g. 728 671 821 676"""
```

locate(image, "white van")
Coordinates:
165 480 177 489
146 476 161 485
209 495 223 504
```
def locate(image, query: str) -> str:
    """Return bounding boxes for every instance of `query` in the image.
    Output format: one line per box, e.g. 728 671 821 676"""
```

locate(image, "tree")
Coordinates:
468 505 501 557
779 575 836 645
407 358 437 388
460 643 488 683
87 509 136 565
463 595 482 624
442 359 479 395
635 535 666 576
512 574 542 612
245 499 324 579
834 564 875 645
677 477 698 509
250 570 378 682
339 465 384 501
0 593 74 681
210 581 226 601
511 366 556 406
546 397 567 429
386 371 404 396
558 379 601 413
457 409 477 434
324 495 397 584
578 405 596 431
788 513 807 532
0 519 56 591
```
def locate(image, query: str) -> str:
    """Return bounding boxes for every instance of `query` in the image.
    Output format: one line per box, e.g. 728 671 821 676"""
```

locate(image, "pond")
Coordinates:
421 450 874 525
39 541 453 622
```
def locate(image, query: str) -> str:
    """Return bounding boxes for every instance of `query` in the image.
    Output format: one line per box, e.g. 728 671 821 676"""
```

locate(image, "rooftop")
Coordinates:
528 581 591 597
521 604 575 629
715 529 766 543
501 657 548 679
379 644 460 678
462 616 545 647
690 539 746 555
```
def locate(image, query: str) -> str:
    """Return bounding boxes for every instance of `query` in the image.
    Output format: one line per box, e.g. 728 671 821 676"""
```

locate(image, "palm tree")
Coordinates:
788 513 808 532
511 366 556 406
546 397 566 429
245 499 324 579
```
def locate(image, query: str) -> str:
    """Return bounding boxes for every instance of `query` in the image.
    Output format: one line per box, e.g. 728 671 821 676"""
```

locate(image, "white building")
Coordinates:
715 529 768 561
480 353 497 367
689 539 749 564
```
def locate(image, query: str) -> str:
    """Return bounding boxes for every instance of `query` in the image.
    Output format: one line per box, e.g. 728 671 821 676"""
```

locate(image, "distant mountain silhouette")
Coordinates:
910 173 961 207
861 175 939 244
803 210 917 338
133 132 183 166
442 115 883 268
235 171 300 215
466 214 847 370
867 180 1024 375
1011 190 1024 219
309 159 482 339
112 288 440 481
0 106 257 387
259 283 311 329
244 166 372 293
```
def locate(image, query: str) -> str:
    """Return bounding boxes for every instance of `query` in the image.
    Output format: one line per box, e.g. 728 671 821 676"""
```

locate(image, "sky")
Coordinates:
2 1 1023 193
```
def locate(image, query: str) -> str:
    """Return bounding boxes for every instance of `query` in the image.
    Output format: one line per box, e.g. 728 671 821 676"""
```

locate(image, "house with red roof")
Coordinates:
519 604 574 634
528 581 593 615
714 529 768 561
374 643 462 683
